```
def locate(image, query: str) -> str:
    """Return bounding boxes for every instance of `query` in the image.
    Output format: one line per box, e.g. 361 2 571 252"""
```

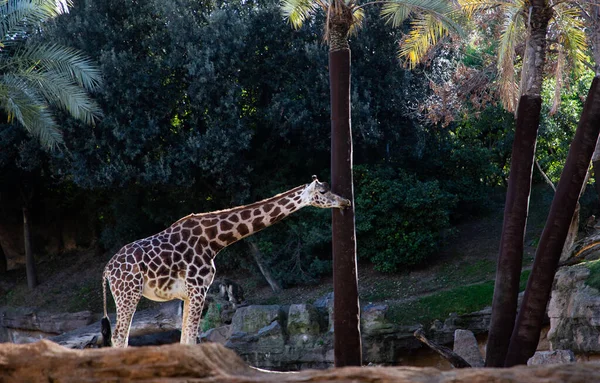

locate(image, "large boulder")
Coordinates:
230 305 284 334
226 305 288 369
1 340 600 382
548 263 600 353
360 304 422 365
453 329 484 367
287 304 321 337
0 307 98 343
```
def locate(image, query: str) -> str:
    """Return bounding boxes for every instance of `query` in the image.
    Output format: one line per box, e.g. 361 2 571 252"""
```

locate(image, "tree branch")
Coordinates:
414 328 472 369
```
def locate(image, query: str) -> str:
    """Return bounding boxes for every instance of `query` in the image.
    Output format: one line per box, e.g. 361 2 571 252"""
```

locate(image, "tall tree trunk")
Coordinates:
328 0 362 368
485 0 552 367
23 206 37 289
485 95 542 367
505 75 600 366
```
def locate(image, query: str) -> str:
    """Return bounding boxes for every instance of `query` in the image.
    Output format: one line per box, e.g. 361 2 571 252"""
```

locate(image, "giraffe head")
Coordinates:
302 175 351 209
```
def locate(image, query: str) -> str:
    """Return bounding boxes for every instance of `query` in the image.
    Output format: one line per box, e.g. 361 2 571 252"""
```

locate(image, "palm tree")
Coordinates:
281 0 461 367
0 0 103 150
1 0 103 289
504 1 600 366
460 0 586 113
456 0 600 366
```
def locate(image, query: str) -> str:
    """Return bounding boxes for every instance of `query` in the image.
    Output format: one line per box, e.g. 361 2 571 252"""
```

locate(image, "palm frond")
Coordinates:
458 0 515 18
18 69 102 124
398 12 451 69
381 2 413 28
549 46 564 116
0 0 72 42
0 74 63 148
551 3 587 73
383 0 464 36
495 3 523 111
349 5 364 35
13 43 103 92
281 0 323 29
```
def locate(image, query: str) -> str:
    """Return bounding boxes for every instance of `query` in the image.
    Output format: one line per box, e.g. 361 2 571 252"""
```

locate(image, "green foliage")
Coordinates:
0 0 545 292
355 165 456 272
585 260 600 292
536 73 592 183
201 302 222 332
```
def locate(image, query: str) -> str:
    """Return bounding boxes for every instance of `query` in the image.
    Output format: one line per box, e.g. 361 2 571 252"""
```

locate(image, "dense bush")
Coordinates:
354 165 457 272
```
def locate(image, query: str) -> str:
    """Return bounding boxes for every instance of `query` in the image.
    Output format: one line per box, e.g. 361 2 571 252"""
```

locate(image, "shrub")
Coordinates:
355 165 456 272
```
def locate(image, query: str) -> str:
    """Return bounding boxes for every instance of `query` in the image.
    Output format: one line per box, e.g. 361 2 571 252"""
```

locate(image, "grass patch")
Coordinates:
389 269 531 326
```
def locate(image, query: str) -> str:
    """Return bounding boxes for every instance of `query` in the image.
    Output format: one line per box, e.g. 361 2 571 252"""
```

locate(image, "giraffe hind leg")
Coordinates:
110 278 143 348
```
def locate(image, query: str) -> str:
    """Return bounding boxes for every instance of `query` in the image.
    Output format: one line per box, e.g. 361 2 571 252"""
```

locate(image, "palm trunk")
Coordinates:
485 0 551 367
505 75 600 366
485 95 542 367
328 0 361 367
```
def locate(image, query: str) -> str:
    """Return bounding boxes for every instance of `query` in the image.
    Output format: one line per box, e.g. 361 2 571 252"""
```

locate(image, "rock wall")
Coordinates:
0 307 98 343
207 295 492 370
548 263 600 355
1 293 495 370
1 340 599 383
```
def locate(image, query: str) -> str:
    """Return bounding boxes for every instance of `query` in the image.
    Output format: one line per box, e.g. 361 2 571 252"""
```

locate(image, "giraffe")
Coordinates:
101 176 350 347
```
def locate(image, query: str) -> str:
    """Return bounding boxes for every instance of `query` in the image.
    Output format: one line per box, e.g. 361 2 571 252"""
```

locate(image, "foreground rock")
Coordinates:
1 340 598 383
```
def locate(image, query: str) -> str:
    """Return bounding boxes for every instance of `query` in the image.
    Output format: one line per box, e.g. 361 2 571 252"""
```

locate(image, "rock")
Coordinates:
453 329 484 367
0 307 98 343
230 305 285 334
548 264 600 353
527 350 575 365
287 304 320 336
201 325 232 344
361 304 395 336
226 320 287 369
428 308 492 346
314 292 334 332
1 340 600 382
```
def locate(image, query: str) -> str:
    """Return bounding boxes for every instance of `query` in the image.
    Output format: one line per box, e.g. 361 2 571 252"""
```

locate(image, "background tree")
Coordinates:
0 0 102 289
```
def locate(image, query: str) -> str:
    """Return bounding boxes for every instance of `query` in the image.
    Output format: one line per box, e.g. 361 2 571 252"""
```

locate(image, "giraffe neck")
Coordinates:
173 184 308 255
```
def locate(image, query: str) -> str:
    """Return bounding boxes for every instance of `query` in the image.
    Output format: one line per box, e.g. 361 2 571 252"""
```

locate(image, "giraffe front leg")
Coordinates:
180 297 205 345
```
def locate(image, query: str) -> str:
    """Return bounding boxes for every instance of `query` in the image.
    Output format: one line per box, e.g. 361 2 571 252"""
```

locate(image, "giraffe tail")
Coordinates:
101 269 112 347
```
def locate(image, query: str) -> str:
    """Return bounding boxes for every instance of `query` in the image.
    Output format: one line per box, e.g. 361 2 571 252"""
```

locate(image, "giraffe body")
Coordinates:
102 176 349 347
